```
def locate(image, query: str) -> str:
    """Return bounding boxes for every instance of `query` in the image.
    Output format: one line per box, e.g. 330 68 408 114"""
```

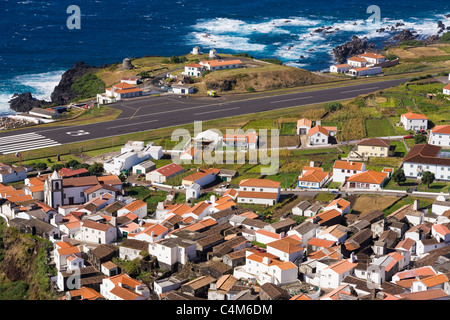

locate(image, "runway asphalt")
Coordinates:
0 77 409 155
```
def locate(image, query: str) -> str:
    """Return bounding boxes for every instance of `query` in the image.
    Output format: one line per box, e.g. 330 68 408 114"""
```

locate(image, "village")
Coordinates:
0 100 449 301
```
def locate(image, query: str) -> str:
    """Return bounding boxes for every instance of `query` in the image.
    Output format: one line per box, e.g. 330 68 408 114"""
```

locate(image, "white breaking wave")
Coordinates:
187 13 450 66
190 32 267 51
0 69 64 115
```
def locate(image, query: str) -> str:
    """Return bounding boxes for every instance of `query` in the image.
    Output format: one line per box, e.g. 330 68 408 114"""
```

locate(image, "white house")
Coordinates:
117 199 147 219
0 163 27 183
329 64 350 74
296 118 312 135
145 163 185 184
348 67 382 77
199 59 243 71
324 198 351 215
134 224 168 243
308 125 330 146
81 220 117 245
347 57 368 68
403 144 450 181
429 125 450 147
431 224 450 243
181 168 220 187
97 82 143 104
400 112 428 131
266 237 304 263
319 259 358 289
411 274 449 293
183 63 206 77
222 132 258 150
237 179 281 206
54 240 82 271
443 83 450 95
100 274 149 300
358 53 386 65
148 237 197 271
104 141 159 175
297 169 330 189
255 229 283 245
120 76 141 85
346 170 389 191
170 85 194 95
241 250 298 286
416 238 447 256
332 160 366 184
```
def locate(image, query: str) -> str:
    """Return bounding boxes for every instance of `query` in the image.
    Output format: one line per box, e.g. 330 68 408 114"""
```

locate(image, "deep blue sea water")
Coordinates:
1 0 449 114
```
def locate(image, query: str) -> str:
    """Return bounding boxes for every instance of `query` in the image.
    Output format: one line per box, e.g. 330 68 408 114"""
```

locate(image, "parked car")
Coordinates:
404 135 413 139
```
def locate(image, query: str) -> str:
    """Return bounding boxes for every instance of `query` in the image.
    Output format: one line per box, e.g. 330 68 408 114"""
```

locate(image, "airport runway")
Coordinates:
0 77 408 155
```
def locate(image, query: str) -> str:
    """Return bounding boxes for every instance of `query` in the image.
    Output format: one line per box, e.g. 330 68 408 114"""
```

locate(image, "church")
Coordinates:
44 171 122 209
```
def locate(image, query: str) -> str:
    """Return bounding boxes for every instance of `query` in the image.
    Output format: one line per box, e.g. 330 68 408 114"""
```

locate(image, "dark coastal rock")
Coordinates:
424 34 441 45
392 29 418 42
8 92 51 113
50 61 94 105
332 36 376 64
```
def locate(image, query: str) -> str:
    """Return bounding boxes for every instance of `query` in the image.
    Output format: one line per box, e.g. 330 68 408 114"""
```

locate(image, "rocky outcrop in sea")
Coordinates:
8 92 52 113
50 61 94 105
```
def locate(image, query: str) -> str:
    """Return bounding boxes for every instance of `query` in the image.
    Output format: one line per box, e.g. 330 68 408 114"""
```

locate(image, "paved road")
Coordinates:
0 77 408 155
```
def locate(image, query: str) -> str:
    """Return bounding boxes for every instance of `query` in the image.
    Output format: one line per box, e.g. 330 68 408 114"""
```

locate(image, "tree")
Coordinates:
33 162 48 172
65 159 80 168
414 134 427 144
51 163 64 172
88 162 104 176
392 168 406 185
323 101 343 113
421 171 435 188
74 163 90 170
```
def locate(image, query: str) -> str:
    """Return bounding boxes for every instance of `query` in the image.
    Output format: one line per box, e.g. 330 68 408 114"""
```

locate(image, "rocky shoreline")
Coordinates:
8 61 106 113
331 18 448 63
7 16 450 112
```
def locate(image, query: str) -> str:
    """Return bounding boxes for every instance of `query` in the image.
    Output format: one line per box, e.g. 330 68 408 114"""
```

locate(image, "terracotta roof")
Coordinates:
359 52 385 59
444 84 450 90
395 266 437 280
239 178 281 188
97 175 122 186
397 289 448 300
347 170 388 185
357 138 391 147
297 118 312 127
121 200 147 213
298 169 329 183
308 125 329 137
153 163 184 177
432 224 450 236
326 198 351 210
401 112 428 120
348 56 368 62
351 67 370 72
82 220 112 232
201 59 242 67
325 259 358 275
431 125 450 135
256 229 282 240
266 237 303 253
307 237 335 248
62 176 99 188
332 64 350 68
185 63 203 68
313 209 341 225
403 144 450 167
417 274 449 287
333 160 364 171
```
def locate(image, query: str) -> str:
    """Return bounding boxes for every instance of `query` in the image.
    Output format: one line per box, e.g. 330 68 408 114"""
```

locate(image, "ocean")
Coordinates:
1 0 449 115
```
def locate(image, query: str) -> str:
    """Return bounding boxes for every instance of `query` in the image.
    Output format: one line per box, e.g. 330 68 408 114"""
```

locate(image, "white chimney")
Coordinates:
310 161 314 167
210 195 217 204
151 231 155 237
263 257 271 265
413 199 420 211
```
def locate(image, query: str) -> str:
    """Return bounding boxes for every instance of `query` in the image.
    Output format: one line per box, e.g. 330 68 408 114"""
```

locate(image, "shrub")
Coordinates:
385 53 399 61
260 58 283 65
323 101 343 113
441 32 450 43
246 86 256 92
71 73 106 100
